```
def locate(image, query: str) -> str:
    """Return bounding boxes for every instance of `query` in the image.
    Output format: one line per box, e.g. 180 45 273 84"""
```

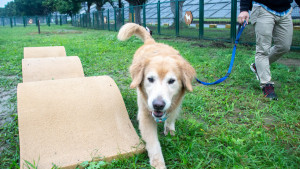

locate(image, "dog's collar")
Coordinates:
150 111 168 123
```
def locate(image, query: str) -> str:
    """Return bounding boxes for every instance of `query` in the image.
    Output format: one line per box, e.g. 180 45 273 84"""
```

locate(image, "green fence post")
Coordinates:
80 14 82 27
23 16 26 27
14 17 16 26
87 13 90 28
130 6 134 23
2 17 4 27
107 9 110 30
86 13 88 27
84 14 86 27
114 8 117 31
85 13 90 28
92 13 95 28
122 7 125 25
143 4 146 27
157 1 161 35
79 15 80 26
10 17 13 28
60 15 62 26
102 11 105 30
96 12 99 29
231 0 237 42
83 14 85 27
175 0 179 36
82 14 84 27
199 0 204 39
48 15 51 26
89 13 91 28
82 14 85 27
76 15 78 26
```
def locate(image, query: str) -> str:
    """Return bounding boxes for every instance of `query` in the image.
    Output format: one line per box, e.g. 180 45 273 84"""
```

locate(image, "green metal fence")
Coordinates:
0 15 68 28
71 0 300 49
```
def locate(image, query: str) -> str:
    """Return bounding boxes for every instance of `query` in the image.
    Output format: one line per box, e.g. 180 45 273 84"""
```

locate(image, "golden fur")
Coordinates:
118 23 196 169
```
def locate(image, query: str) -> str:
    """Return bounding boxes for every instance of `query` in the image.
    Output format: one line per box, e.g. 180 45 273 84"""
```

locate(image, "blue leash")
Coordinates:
195 21 247 85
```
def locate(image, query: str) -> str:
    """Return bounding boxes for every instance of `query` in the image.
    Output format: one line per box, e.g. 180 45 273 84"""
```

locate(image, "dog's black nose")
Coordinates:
152 98 165 111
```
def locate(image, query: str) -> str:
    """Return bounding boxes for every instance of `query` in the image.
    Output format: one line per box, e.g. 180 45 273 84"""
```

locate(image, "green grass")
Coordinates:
0 25 299 168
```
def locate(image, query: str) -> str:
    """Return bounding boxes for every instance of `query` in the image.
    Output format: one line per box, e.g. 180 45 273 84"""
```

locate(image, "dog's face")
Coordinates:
130 55 195 118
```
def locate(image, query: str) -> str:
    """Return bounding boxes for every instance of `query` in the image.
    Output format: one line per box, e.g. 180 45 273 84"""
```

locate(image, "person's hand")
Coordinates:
238 11 249 24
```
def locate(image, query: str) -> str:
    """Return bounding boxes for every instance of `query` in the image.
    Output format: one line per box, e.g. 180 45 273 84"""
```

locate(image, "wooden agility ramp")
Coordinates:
17 46 144 168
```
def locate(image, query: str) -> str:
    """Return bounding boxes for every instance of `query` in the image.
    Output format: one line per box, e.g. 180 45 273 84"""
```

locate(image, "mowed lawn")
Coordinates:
0 25 299 168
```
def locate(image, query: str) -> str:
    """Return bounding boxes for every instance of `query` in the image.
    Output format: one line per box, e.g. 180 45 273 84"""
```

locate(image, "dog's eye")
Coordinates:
148 77 154 83
168 79 175 84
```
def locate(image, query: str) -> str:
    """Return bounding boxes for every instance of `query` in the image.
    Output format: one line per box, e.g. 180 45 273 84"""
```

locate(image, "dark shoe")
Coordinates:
262 84 278 100
250 63 259 80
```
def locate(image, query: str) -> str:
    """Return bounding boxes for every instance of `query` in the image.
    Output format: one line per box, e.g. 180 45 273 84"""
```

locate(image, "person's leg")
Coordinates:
269 11 293 64
253 7 276 86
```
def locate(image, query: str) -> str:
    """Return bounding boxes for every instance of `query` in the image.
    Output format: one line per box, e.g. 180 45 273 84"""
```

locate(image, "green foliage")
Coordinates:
95 0 114 11
125 0 147 6
0 25 299 168
43 0 82 16
14 0 48 16
0 8 4 16
4 1 17 16
78 160 107 168
0 1 18 17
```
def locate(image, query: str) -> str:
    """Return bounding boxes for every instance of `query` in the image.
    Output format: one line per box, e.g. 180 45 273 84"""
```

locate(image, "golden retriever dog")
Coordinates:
118 23 196 169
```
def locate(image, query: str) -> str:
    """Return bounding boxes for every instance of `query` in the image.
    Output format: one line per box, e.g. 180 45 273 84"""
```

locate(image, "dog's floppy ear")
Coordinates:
129 59 147 89
180 59 196 92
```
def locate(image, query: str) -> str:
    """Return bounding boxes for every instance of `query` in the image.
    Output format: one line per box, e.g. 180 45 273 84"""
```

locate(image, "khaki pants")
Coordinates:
250 6 293 86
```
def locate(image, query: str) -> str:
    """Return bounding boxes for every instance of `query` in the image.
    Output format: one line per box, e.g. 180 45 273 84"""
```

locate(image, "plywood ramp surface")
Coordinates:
22 56 84 82
24 46 66 58
17 76 144 168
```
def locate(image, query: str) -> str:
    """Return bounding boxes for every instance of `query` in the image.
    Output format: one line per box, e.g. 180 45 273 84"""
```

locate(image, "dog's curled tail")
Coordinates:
117 23 155 44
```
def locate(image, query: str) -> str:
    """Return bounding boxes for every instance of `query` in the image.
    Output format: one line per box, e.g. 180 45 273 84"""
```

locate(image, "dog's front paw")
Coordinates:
153 163 166 169
164 127 175 136
151 160 166 169
150 154 166 169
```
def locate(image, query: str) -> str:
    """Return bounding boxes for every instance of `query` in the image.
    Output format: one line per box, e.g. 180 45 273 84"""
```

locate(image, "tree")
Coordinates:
125 0 148 25
94 0 114 11
55 0 82 16
43 0 82 16
170 0 186 23
85 0 94 13
0 8 5 16
14 0 48 16
4 1 17 16
42 0 58 14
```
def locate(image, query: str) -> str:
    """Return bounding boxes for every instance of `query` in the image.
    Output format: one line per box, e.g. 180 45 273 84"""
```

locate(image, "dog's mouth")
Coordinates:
152 111 164 117
151 111 168 123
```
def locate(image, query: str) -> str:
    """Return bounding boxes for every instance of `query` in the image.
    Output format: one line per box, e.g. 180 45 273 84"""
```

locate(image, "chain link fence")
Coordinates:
71 0 300 49
1 1 298 49
0 15 68 27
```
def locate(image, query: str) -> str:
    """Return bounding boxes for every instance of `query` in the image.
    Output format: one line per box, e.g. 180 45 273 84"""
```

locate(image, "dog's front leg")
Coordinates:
138 109 166 169
164 108 180 136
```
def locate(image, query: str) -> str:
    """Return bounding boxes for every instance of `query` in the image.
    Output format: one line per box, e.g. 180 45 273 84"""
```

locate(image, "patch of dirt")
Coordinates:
210 41 228 48
277 58 300 67
29 29 83 35
0 75 17 79
191 43 206 48
0 88 17 127
157 37 172 40
0 86 17 155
